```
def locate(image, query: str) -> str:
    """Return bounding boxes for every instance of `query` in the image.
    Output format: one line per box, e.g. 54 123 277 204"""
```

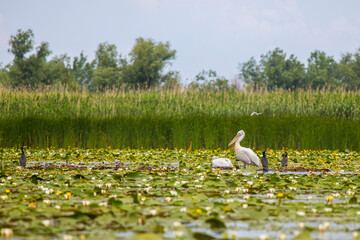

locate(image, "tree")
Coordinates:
89 42 121 91
7 29 53 89
238 57 265 90
306 50 339 89
260 48 306 90
72 52 94 88
338 49 360 90
123 38 176 89
189 69 230 91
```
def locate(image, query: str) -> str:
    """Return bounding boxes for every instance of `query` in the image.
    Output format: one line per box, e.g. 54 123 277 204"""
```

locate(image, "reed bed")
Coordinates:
0 89 359 150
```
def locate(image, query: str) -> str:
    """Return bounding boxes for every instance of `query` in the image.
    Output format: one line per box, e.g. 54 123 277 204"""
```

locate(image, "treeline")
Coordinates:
0 29 360 91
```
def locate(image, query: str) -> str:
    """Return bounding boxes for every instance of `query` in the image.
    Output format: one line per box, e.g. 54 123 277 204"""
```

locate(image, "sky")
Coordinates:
0 0 360 82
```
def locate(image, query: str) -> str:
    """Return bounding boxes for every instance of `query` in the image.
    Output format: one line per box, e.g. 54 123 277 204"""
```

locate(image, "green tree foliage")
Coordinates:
338 49 360 90
7 29 77 89
72 52 94 88
189 69 231 91
238 57 265 90
306 50 339 89
89 42 121 91
123 38 176 89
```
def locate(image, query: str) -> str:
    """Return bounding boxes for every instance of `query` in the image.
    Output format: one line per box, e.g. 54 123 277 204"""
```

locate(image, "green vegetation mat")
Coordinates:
0 148 359 239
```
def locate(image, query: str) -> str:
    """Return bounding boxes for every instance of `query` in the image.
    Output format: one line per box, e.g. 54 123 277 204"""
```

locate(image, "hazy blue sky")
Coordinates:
1 0 359 81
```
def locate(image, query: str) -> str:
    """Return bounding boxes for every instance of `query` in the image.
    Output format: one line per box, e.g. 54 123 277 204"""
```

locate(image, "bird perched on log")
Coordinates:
261 151 269 172
281 152 288 168
19 146 27 167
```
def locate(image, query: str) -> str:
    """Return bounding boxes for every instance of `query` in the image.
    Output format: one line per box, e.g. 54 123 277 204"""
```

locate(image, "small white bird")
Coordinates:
250 112 262 116
212 156 234 169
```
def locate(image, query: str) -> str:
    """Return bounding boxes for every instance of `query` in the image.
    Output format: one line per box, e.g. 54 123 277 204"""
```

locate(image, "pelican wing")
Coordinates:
242 147 260 167
235 149 252 165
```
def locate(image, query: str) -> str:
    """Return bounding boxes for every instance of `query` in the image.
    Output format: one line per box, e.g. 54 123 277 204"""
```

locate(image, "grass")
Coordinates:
0 88 359 150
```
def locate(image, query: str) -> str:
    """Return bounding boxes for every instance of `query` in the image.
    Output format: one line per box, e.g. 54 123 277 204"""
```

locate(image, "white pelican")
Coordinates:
228 130 260 168
212 156 234 169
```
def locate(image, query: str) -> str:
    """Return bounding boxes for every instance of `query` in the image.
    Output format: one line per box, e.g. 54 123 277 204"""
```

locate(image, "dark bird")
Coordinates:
19 146 27 167
261 151 269 172
281 152 288 168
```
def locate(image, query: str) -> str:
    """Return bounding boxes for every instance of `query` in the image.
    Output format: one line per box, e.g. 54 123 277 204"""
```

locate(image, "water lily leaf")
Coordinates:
108 197 123 207
193 232 215 240
153 224 165 233
112 174 122 181
349 196 357 204
73 173 86 179
294 232 313 240
133 233 162 240
205 218 226 229
56 174 65 181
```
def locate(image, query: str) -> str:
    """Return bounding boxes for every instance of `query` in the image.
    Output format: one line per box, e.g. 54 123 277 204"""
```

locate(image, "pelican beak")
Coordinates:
228 134 241 146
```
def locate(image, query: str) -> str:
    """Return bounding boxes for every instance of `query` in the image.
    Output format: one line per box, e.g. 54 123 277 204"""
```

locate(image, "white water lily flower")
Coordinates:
1 195 8 201
63 235 73 240
101 190 106 194
298 222 305 229
279 233 287 240
174 231 184 237
297 211 306 216
173 221 182 228
42 220 51 227
195 185 202 189
226 199 234 203
224 190 230 194
289 187 297 191
311 208 317 213
170 190 177 196
258 233 269 240
1 228 13 238
82 200 91 207
180 207 187 212
149 209 157 215
7 177 12 180
247 181 253 186
243 195 250 200
43 199 51 204
235 187 242 193
324 208 332 212
105 183 111 189
242 203 248 209
99 202 107 207
242 188 249 193
267 193 275 199
55 205 61 209
200 176 204 181
332 193 340 198
165 197 172 203
307 196 313 200
269 188 275 193
353 232 359 239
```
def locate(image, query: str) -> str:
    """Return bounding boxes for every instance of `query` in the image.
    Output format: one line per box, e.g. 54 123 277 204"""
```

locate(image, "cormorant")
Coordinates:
261 151 269 172
281 152 288 168
19 146 27 167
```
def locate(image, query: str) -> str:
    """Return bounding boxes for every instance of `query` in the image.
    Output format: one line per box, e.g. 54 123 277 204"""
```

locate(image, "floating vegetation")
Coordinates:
0 148 359 239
